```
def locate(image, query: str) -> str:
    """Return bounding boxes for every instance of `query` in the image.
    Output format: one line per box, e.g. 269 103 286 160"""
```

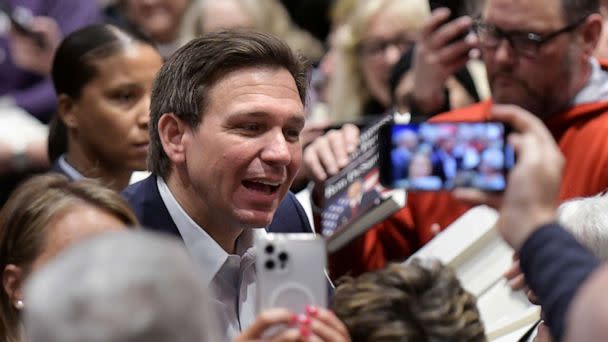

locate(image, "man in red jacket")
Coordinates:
304 0 608 278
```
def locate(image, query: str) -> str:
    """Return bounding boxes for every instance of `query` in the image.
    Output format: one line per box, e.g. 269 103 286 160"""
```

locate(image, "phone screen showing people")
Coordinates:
380 122 513 191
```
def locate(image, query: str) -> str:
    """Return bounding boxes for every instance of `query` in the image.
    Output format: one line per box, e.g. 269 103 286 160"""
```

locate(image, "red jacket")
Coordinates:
329 95 608 279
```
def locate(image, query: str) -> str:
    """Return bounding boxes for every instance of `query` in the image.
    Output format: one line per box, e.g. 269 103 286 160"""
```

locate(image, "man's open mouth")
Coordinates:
242 180 281 195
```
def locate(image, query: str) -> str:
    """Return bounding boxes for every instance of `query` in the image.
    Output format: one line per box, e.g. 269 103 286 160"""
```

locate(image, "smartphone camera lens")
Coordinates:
278 252 288 262
265 244 275 254
265 259 275 270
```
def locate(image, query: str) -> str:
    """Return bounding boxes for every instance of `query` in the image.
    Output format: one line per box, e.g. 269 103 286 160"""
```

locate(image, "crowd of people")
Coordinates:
390 122 507 191
2 0 608 341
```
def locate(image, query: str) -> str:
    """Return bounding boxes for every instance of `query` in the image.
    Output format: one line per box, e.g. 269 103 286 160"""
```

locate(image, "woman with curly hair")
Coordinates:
332 259 486 341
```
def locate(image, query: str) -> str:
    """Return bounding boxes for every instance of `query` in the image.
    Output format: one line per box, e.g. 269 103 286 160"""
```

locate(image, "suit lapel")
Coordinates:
138 176 181 238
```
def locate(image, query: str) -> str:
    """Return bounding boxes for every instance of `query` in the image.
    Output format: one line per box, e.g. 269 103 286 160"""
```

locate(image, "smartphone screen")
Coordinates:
379 122 514 191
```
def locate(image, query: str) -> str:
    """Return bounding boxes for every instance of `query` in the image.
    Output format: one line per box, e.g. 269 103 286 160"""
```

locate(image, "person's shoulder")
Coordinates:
121 175 157 204
269 191 313 233
275 192 303 217
120 174 181 234
554 100 608 131
430 100 491 122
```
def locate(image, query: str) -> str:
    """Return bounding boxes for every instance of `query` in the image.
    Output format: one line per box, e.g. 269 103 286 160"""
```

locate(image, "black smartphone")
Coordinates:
379 121 514 192
323 116 383 133
0 1 46 48
429 0 468 42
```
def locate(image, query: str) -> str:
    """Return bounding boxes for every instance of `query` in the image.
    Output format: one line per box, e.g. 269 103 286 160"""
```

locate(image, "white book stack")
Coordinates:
407 205 540 341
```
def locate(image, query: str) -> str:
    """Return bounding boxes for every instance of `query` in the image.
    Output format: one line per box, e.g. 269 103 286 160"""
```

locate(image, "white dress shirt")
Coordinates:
157 177 261 341
56 155 149 185
57 155 85 180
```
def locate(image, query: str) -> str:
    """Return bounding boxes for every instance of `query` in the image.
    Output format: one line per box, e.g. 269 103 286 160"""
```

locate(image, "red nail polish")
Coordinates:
299 325 311 338
305 305 318 316
298 314 311 325
288 314 298 325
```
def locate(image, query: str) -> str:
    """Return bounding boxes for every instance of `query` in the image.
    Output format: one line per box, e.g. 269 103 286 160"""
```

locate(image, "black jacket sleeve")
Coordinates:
519 223 601 341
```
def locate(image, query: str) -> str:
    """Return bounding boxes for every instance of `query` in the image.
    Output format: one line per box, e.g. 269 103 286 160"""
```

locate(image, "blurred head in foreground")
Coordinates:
24 230 216 342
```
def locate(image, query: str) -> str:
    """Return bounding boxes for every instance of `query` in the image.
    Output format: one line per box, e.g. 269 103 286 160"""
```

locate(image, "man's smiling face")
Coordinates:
181 66 305 229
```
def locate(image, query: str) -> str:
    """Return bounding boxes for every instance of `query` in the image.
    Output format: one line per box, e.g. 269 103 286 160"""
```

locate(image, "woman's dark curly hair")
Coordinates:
332 259 486 342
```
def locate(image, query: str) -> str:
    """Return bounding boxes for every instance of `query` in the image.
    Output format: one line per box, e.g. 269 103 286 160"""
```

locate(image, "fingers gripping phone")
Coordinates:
379 121 514 192
255 234 328 315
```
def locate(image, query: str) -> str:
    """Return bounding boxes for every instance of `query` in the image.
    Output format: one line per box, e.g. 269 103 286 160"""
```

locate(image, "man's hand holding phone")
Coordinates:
453 104 564 250
410 7 477 114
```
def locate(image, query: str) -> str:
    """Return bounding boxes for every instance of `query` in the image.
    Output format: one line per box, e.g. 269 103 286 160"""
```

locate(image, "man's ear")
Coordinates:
158 113 188 164
580 13 603 57
57 94 79 129
2 264 24 306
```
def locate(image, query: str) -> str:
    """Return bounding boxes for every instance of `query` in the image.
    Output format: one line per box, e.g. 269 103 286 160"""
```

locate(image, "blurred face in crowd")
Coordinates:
409 154 433 178
396 130 418 151
358 6 416 108
480 0 595 117
199 0 253 33
3 204 127 308
347 181 363 205
123 0 190 43
64 43 162 174
174 67 305 230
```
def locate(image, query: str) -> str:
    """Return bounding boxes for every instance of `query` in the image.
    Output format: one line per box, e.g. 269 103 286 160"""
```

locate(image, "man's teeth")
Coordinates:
255 180 281 186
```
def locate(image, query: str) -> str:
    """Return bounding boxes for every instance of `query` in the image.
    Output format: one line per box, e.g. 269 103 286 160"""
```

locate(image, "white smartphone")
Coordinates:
255 233 328 315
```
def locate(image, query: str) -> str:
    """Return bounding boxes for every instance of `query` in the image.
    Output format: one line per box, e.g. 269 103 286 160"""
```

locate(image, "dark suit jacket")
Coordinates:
121 175 313 237
520 223 600 341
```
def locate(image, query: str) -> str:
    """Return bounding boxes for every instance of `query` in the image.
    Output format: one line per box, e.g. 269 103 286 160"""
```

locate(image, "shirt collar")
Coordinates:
156 176 263 286
58 154 85 181
573 57 608 105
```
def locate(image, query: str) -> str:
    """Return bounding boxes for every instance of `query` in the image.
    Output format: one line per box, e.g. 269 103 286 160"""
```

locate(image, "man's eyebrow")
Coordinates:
229 111 306 125
289 115 306 128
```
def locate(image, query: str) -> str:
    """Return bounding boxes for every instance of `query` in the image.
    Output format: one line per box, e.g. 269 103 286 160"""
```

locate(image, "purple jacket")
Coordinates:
0 0 101 122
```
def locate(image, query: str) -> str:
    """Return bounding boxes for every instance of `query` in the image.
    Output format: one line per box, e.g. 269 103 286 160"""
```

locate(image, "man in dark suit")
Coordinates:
122 31 348 341
123 175 311 239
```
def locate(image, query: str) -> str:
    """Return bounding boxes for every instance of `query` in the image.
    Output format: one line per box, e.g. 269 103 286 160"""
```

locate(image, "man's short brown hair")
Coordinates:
148 29 310 177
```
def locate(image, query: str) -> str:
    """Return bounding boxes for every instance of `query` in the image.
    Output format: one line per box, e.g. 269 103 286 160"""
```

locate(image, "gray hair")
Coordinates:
23 230 217 342
557 193 608 261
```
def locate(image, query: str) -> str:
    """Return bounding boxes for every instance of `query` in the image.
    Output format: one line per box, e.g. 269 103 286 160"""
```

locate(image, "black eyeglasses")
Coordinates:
473 16 587 57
